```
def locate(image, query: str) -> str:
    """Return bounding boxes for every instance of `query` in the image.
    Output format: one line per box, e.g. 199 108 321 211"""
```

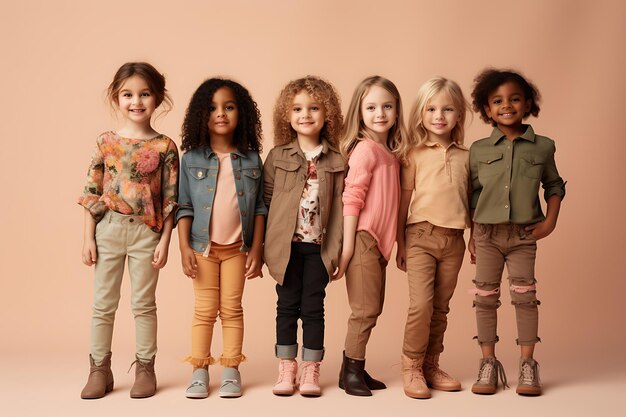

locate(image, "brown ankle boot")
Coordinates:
81 353 114 399
129 355 156 398
423 354 461 391
401 354 431 399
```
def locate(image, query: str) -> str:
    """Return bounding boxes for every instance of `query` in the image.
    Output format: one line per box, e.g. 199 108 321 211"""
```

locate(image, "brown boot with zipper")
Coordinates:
129 355 157 398
81 352 114 399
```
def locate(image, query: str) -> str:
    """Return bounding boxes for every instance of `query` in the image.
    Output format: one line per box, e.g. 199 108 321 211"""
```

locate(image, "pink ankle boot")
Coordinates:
299 361 321 397
272 359 297 396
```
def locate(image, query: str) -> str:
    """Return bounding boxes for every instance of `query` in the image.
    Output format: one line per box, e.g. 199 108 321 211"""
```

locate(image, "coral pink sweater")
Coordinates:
343 139 400 260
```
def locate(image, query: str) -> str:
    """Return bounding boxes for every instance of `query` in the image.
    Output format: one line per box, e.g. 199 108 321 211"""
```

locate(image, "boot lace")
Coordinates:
477 358 509 388
300 362 320 385
519 360 540 386
276 360 296 383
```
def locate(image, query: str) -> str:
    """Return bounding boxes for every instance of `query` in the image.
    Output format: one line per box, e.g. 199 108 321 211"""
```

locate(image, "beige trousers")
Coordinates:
186 241 247 368
403 222 465 358
91 211 160 363
344 231 388 360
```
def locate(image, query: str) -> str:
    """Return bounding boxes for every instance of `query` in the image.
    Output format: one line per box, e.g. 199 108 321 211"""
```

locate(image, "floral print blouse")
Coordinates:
292 145 323 244
78 131 179 232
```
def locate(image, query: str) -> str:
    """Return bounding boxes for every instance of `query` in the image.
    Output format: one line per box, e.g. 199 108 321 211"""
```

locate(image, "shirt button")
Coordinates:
322 228 327 234
197 170 203 178
236 174 241 180
505 205 509 209
507 145 511 149
129 218 134 223
320 177 325 182
506 165 510 169
505 185 509 189
241 210 247 216
238 191 244 196
232 154 238 159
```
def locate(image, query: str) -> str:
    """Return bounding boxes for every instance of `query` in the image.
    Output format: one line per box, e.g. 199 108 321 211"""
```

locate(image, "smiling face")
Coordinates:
360 85 398 143
484 81 531 133
422 91 460 144
208 87 239 139
117 75 156 126
289 91 326 144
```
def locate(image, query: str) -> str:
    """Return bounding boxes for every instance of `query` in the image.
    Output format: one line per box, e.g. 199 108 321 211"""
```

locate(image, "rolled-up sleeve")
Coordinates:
78 138 107 221
176 155 194 223
541 142 566 201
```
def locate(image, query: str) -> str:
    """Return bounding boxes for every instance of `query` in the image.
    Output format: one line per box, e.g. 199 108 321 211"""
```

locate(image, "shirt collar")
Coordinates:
423 139 468 151
285 138 332 157
204 147 248 159
489 124 536 145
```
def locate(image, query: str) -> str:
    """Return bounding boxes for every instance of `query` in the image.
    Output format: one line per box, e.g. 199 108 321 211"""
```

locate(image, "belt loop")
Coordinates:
426 222 434 235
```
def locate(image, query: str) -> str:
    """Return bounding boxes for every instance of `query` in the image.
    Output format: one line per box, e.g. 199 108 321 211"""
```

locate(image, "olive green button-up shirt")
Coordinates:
470 125 566 225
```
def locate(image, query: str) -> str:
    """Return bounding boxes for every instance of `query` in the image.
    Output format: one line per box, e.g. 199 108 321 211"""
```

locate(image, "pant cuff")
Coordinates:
183 356 215 368
218 354 247 367
302 347 324 362
275 344 298 359
473 335 499 346
516 337 541 346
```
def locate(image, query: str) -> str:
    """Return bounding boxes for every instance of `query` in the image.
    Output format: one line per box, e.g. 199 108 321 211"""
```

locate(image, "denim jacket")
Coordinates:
176 147 267 253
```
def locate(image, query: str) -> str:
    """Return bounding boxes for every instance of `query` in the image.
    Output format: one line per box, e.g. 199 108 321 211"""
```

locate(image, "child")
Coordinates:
334 75 410 397
396 77 470 399
79 62 178 399
468 69 565 396
177 78 266 399
264 76 345 397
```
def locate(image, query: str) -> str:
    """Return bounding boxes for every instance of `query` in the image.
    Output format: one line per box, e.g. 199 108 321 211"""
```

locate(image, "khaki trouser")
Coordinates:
91 211 161 363
473 223 540 346
344 231 388 360
186 241 247 368
403 222 465 358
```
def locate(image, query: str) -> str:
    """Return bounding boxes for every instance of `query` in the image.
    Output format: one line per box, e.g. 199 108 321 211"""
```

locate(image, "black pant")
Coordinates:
276 242 329 350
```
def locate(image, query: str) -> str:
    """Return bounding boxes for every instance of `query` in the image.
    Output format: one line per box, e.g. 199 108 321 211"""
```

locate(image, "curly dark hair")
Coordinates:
273 76 343 147
471 68 541 126
181 78 263 152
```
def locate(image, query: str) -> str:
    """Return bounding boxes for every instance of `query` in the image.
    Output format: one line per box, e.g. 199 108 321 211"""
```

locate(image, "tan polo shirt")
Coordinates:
401 140 470 230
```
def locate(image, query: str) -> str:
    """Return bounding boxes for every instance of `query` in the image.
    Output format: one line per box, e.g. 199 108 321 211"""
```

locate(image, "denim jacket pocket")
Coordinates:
188 166 210 181
242 167 261 192
273 159 300 192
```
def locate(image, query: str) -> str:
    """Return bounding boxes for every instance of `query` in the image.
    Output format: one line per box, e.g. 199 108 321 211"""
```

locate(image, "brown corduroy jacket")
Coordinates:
263 139 346 285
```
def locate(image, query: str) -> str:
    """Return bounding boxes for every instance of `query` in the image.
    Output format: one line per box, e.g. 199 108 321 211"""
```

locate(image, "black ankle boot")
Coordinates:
364 370 387 390
339 351 371 396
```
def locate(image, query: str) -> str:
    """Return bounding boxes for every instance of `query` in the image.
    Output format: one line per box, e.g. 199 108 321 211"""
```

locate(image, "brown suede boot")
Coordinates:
129 355 156 398
423 354 461 391
401 354 431 399
81 353 114 399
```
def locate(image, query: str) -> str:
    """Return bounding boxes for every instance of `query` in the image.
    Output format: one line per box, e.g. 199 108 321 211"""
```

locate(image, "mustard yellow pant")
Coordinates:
187 241 247 368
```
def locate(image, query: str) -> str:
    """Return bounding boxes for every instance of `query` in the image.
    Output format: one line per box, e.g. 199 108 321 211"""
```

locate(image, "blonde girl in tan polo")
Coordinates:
396 77 470 399
264 76 345 397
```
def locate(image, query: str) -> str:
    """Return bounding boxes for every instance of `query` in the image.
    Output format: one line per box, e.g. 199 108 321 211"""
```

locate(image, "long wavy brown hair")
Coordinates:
273 76 343 147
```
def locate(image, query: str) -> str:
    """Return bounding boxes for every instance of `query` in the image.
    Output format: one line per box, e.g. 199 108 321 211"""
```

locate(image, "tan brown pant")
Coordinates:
186 241 247 368
403 222 465 358
91 211 161 363
344 231 388 359
473 223 540 346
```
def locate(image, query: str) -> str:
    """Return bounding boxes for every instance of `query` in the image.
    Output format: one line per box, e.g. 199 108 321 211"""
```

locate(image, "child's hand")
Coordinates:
82 238 97 266
245 247 263 279
180 245 198 278
332 249 353 281
468 236 476 264
152 240 169 269
396 244 407 272
525 219 556 240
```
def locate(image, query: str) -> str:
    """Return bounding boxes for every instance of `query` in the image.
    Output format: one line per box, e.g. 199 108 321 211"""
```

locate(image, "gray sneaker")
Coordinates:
219 367 242 398
185 368 209 399
516 358 542 396
471 357 508 395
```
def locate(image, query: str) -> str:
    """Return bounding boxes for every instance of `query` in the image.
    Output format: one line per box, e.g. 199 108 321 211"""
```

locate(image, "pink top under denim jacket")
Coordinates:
342 138 400 260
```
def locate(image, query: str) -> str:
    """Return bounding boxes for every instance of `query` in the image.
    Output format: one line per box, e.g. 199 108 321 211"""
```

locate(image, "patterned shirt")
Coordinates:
293 145 323 244
78 131 179 232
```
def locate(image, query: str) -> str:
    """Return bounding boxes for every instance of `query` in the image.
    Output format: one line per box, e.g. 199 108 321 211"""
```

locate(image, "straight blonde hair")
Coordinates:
408 77 469 146
340 76 410 163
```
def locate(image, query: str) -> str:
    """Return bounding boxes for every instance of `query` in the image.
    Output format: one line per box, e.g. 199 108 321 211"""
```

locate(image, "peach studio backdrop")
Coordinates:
0 0 624 416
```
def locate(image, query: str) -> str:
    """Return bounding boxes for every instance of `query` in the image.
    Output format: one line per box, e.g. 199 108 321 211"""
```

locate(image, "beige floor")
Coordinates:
2 349 624 417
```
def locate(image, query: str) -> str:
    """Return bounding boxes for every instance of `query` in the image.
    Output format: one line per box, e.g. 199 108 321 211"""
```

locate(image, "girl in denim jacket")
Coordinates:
177 78 266 398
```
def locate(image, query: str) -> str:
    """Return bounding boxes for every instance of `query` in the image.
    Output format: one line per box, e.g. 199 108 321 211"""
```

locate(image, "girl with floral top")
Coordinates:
78 62 179 399
177 78 266 399
264 76 345 397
